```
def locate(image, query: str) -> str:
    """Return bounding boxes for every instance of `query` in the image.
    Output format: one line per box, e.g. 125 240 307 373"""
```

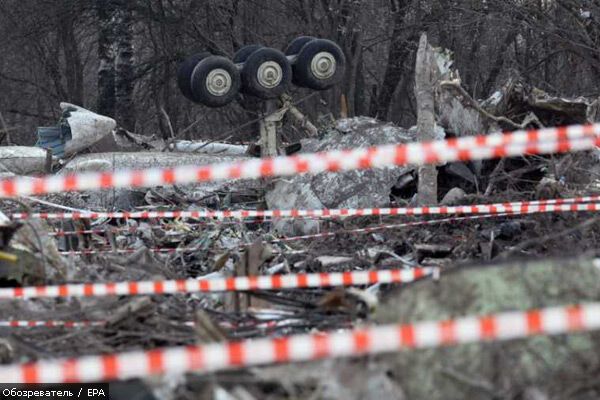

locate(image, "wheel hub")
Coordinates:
257 61 283 88
311 52 336 79
206 68 232 96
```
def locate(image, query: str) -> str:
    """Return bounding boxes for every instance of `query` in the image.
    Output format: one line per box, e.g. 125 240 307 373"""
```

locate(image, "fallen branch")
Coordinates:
440 80 544 129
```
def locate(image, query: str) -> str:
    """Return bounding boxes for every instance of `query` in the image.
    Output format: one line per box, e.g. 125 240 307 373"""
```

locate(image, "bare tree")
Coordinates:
370 0 414 119
114 0 135 131
0 0 599 145
96 0 116 118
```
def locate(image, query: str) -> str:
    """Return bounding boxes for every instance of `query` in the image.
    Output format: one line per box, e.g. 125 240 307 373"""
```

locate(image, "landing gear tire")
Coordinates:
190 56 241 107
285 36 316 85
177 52 211 102
292 39 346 90
284 36 316 57
241 47 291 99
233 44 263 64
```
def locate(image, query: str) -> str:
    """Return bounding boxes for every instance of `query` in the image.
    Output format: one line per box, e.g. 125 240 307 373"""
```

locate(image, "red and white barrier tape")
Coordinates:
7 199 587 240
0 319 291 330
1 124 598 198
273 213 506 243
54 213 505 255
0 267 433 300
12 195 600 221
59 246 205 256
47 219 270 238
49 226 138 237
56 205 597 254
0 320 106 328
59 247 309 257
273 202 600 242
48 223 212 238
0 302 597 383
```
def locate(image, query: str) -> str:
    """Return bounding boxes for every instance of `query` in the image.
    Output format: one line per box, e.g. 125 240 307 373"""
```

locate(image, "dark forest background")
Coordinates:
0 0 598 147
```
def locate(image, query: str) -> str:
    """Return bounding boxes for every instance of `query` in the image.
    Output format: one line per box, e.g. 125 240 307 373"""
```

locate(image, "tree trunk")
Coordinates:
415 33 437 205
96 0 115 117
337 0 362 118
354 51 366 116
483 31 517 97
345 29 363 117
58 1 84 106
371 1 414 119
114 0 135 131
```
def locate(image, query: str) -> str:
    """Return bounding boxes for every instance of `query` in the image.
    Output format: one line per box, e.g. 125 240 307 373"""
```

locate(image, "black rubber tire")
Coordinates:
177 52 211 101
233 45 264 96
293 39 346 90
233 44 263 64
285 36 317 85
284 36 316 56
241 47 291 99
190 56 241 107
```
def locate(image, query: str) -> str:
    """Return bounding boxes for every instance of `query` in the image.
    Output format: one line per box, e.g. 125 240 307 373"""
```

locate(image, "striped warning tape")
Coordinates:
267 202 600 242
60 246 309 257
269 200 600 243
12 195 600 221
1 124 598 198
49 226 138 237
48 222 214 238
6 198 589 241
0 319 290 330
0 267 434 299
0 320 106 328
273 213 506 243
59 246 204 256
15 318 282 333
0 320 214 329
54 213 505 256
46 218 277 238
0 302 596 383
55 205 598 255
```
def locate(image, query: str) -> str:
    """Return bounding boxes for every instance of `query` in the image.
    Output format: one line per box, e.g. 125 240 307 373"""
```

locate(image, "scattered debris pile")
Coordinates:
1 84 600 398
267 117 417 235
